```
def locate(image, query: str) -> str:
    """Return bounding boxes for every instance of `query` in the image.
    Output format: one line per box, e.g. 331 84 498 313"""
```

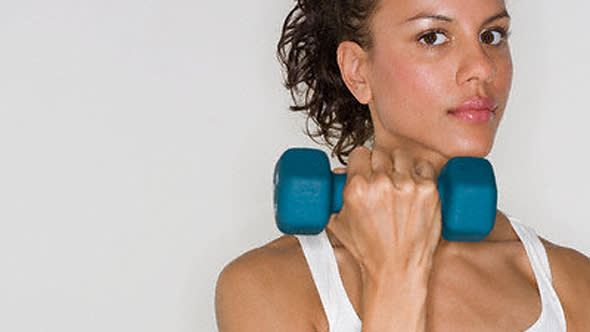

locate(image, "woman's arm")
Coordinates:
326 147 441 332
216 147 441 332
215 248 308 332
358 263 431 331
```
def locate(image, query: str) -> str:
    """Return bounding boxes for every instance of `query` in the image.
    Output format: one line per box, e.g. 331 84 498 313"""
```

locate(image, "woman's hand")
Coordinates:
326 146 442 331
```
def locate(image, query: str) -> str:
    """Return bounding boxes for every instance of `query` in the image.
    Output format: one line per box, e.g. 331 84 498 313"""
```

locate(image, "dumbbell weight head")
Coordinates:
273 148 335 235
437 157 497 241
273 148 497 242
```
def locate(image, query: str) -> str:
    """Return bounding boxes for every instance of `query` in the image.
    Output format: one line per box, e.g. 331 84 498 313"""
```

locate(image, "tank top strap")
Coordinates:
295 231 362 331
506 215 567 331
509 218 554 282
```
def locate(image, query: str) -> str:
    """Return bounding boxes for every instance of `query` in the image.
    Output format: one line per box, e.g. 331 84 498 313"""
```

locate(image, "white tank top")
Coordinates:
295 214 567 331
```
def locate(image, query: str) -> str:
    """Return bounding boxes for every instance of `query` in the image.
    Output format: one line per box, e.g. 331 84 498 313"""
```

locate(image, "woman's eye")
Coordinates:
419 31 449 46
480 29 505 45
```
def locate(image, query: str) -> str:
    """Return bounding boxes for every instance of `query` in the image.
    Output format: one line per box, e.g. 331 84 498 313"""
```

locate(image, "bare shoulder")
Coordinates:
540 237 590 284
540 238 590 331
215 235 322 332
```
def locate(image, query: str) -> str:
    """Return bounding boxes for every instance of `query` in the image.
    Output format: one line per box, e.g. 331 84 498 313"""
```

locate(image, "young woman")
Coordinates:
215 0 590 330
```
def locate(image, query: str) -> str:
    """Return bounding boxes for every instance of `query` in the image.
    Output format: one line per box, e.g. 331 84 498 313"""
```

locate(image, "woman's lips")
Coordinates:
448 97 497 123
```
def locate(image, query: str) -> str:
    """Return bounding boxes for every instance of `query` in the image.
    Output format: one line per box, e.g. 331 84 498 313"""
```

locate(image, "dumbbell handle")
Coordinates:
330 172 347 213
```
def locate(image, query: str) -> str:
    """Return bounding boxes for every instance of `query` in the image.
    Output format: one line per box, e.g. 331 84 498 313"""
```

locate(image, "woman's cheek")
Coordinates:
489 53 513 113
499 57 513 96
371 62 447 136
393 62 450 112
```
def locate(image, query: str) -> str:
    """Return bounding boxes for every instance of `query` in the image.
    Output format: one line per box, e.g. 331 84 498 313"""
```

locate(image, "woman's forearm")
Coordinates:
361 266 430 332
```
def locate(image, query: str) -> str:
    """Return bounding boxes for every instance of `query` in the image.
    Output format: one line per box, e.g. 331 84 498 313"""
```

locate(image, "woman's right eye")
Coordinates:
418 31 449 46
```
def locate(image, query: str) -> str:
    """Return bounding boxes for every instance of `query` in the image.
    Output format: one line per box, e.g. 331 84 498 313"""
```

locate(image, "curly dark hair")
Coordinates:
277 0 380 164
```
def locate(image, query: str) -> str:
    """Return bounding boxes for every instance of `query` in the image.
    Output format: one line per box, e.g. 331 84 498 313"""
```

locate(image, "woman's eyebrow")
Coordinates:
404 10 510 25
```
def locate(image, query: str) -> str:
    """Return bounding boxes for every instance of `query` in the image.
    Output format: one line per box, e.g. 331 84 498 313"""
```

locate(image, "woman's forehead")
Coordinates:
373 0 507 25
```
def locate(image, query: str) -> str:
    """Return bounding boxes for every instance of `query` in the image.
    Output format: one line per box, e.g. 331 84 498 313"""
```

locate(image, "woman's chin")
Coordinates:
446 138 495 158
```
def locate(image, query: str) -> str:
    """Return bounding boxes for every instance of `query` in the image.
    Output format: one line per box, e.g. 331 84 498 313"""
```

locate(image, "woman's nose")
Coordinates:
456 43 496 85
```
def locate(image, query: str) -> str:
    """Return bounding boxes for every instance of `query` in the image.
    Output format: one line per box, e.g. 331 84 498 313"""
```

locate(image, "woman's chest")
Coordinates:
424 261 541 332
331 244 542 332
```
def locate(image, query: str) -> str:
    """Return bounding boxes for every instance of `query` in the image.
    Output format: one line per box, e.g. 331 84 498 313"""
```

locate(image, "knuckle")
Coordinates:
372 173 395 193
415 160 436 179
417 180 438 195
396 176 415 193
343 175 367 201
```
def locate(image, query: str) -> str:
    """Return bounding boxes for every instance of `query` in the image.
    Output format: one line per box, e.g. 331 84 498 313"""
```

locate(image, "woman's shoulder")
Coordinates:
217 235 310 283
215 235 324 331
221 235 302 271
540 237 590 331
540 236 590 289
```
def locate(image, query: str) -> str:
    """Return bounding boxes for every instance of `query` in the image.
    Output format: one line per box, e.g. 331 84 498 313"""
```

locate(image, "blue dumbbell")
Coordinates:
273 148 497 242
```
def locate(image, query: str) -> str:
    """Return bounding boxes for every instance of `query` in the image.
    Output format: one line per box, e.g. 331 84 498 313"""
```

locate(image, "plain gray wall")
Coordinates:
0 0 588 331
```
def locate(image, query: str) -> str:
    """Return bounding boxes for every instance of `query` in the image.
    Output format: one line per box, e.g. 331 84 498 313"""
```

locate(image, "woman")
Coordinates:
215 0 590 330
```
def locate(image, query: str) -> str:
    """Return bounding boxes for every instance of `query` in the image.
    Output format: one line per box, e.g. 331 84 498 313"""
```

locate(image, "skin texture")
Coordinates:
216 0 590 330
340 0 512 169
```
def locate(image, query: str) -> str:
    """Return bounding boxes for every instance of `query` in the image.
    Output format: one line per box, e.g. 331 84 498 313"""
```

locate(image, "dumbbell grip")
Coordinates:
331 172 347 213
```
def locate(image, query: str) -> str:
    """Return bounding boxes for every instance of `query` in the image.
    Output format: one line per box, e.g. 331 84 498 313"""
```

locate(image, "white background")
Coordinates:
0 0 588 331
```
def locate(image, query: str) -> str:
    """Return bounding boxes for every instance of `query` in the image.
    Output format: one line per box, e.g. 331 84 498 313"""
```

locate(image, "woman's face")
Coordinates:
362 0 512 165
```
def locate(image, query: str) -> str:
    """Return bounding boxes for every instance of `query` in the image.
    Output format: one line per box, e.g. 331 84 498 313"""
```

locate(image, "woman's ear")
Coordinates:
337 41 372 105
